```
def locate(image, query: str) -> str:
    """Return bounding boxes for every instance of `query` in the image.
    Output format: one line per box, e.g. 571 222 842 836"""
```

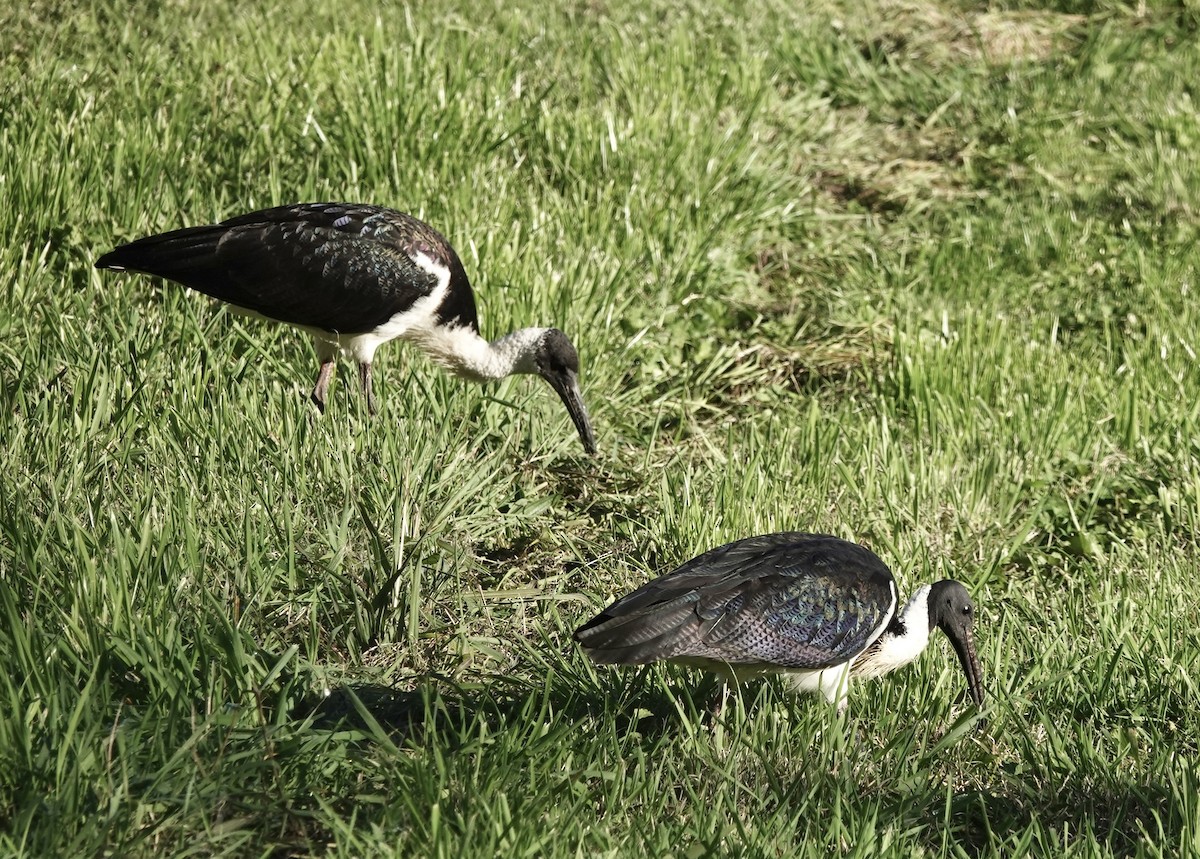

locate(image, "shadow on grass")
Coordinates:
296 667 1188 853
295 661 736 752
916 777 1182 856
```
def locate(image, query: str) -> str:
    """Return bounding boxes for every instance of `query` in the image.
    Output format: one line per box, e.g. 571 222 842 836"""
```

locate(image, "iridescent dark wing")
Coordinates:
574 533 897 670
95 203 479 334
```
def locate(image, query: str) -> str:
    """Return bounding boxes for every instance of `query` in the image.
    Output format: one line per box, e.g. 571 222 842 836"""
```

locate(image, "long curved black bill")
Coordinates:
545 369 597 454
947 627 985 706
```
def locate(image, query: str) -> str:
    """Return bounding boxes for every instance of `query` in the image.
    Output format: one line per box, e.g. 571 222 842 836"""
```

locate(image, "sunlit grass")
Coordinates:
1 0 1198 855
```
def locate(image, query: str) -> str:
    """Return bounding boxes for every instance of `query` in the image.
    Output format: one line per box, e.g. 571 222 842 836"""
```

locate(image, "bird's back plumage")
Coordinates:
574 533 897 671
94 203 480 334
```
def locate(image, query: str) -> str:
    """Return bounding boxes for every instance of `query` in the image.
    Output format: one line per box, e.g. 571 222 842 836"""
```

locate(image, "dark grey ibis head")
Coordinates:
927 580 984 706
574 532 985 713
532 328 596 455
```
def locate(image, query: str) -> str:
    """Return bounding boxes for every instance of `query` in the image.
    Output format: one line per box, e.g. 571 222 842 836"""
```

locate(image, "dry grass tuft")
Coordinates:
846 1 1084 66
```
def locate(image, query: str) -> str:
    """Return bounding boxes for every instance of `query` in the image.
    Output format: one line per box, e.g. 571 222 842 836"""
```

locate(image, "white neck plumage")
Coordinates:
407 326 549 382
853 584 933 680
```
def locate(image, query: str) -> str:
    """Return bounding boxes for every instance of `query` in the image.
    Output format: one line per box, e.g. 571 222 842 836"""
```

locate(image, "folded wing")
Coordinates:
95 203 477 334
574 533 897 670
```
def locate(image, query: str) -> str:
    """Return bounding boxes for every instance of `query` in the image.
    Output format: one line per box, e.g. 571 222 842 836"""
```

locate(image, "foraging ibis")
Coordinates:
95 203 597 453
574 533 984 713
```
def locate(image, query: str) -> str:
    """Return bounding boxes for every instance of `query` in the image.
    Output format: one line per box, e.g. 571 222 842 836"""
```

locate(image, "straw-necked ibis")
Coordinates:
95 202 597 453
575 532 984 713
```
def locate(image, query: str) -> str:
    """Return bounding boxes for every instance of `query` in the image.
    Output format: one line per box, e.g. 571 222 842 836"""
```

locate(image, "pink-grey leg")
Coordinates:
359 362 377 416
311 359 335 413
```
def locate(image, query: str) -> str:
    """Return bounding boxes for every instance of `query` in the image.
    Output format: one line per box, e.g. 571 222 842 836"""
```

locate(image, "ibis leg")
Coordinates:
311 359 335 413
359 362 377 416
709 679 731 719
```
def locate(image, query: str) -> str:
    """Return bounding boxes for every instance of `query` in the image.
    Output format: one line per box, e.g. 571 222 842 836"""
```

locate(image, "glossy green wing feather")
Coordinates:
575 533 897 670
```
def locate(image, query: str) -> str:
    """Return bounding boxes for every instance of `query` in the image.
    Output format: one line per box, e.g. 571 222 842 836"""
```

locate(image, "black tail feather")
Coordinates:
94 225 226 281
574 603 702 664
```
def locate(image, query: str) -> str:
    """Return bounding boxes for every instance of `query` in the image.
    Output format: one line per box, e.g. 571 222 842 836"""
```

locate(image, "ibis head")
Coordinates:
927 580 984 707
530 329 596 455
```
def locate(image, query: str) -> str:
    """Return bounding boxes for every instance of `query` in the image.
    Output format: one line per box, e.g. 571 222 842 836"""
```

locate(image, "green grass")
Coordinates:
2 0 1200 854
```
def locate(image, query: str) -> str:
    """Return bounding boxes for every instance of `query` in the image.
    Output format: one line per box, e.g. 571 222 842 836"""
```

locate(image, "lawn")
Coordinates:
2 0 1199 855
